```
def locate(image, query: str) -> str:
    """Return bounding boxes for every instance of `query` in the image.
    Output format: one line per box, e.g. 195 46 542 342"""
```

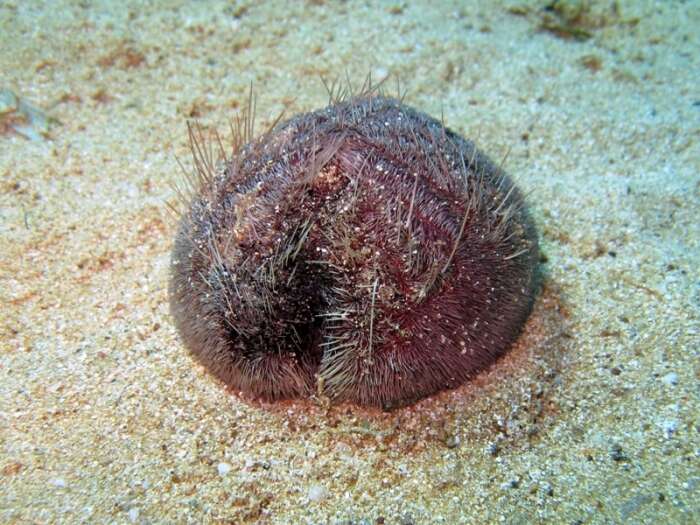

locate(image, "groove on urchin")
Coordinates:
169 84 539 408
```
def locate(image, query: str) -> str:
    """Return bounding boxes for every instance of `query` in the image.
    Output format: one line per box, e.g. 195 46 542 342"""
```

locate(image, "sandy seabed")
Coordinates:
1 1 698 523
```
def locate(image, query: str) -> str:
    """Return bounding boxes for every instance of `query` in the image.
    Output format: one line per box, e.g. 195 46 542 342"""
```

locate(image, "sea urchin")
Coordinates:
169 88 539 408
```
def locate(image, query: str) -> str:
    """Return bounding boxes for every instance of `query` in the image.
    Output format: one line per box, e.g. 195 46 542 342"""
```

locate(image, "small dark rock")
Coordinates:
610 443 627 462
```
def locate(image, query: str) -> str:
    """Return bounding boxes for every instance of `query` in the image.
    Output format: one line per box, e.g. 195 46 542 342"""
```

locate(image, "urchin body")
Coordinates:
169 94 538 408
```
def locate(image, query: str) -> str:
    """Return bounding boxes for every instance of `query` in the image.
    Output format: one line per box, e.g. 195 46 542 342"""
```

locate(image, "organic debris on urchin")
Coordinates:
169 86 539 408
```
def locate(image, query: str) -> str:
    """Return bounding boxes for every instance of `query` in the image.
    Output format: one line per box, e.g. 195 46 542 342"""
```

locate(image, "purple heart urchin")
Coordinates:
169 90 539 408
